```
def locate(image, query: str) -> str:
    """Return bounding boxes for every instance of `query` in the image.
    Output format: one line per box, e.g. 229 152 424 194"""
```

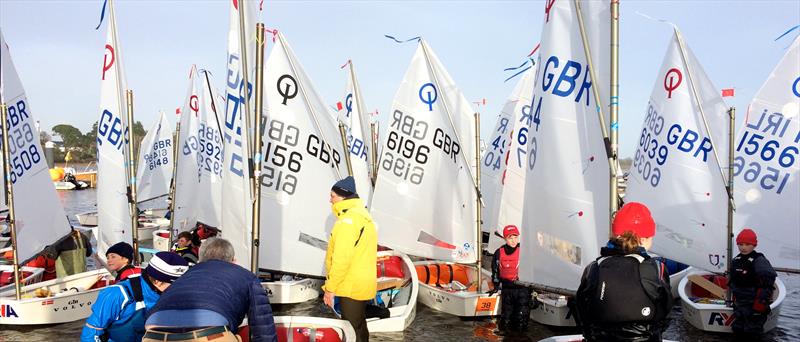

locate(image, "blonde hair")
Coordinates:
610 231 642 254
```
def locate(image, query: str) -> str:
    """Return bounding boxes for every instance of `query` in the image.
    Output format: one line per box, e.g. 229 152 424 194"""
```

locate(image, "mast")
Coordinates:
573 0 615 233
609 0 620 217
125 90 139 265
237 0 255 200
168 118 181 243
370 122 378 185
339 122 354 176
250 22 265 273
0 103 21 300
726 107 735 304
474 112 482 292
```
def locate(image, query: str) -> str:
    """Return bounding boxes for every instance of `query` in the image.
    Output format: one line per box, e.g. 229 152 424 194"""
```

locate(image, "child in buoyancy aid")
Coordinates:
729 228 777 341
491 225 533 333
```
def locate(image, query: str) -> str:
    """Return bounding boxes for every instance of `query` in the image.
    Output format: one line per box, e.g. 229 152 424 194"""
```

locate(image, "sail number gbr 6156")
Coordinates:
3 100 43 184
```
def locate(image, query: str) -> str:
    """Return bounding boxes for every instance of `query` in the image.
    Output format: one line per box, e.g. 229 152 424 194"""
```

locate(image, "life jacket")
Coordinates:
588 254 658 323
115 265 142 282
27 254 57 281
730 252 764 289
105 275 147 342
498 245 520 282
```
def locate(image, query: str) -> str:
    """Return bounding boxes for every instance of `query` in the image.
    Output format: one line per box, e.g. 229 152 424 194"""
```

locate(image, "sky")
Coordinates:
0 0 798 158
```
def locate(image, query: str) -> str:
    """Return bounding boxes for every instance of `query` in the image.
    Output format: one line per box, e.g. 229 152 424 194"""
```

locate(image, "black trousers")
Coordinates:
500 286 533 331
340 297 369 341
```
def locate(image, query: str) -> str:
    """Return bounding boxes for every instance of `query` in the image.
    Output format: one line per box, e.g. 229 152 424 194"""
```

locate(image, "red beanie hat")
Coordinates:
612 202 656 238
736 228 757 246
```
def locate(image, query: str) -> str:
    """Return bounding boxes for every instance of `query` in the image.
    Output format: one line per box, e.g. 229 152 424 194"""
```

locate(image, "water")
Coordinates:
2 188 798 341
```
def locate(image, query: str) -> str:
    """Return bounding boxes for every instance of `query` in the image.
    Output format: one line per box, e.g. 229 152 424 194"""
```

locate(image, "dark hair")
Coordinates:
177 231 193 241
610 231 642 254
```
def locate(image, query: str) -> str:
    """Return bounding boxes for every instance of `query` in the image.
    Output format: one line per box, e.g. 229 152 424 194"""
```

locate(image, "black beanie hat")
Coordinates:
107 242 134 262
331 176 358 198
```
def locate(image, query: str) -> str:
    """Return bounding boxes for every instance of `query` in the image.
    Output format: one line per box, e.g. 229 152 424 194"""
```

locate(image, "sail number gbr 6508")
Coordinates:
3 100 43 184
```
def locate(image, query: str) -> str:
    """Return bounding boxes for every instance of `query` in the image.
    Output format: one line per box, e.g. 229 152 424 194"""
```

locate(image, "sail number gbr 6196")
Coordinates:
3 100 43 184
382 109 430 185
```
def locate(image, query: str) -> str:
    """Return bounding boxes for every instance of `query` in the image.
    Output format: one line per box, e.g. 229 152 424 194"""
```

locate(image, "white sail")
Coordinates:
518 0 611 291
258 32 347 276
172 66 201 234
734 36 800 271
136 112 173 202
0 29 72 263
221 0 259 268
195 70 224 228
371 40 478 263
481 67 537 251
95 4 132 260
338 62 374 204
626 30 730 273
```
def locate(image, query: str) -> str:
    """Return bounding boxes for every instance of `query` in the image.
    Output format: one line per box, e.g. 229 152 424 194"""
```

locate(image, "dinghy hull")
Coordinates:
413 260 499 317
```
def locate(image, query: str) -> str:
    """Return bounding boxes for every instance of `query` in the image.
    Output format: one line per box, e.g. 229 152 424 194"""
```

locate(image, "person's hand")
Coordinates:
487 289 498 296
323 290 335 308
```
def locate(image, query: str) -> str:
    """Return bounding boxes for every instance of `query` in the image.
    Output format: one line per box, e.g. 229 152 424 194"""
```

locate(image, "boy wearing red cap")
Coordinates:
575 202 672 341
729 228 777 340
490 225 532 334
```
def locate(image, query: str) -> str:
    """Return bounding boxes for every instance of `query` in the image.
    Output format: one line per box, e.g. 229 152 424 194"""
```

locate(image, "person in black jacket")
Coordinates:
729 228 777 341
491 225 533 333
575 202 672 342
143 238 277 342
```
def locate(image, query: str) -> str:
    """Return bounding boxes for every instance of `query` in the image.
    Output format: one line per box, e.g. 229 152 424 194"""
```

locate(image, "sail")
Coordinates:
136 112 173 202
626 30 730 273
95 3 132 261
338 62 374 204
0 29 72 263
195 70 224 228
257 32 347 276
221 0 259 268
734 36 800 271
481 67 536 252
518 0 611 291
172 66 201 234
371 40 478 263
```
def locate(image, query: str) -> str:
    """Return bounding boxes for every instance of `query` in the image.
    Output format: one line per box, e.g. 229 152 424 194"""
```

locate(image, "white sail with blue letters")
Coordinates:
370 40 478 263
734 36 800 271
172 66 201 234
481 67 536 252
257 32 347 276
0 29 72 263
518 0 610 291
625 30 729 273
95 3 133 261
338 61 374 204
195 70 225 229
136 111 173 202
221 0 259 268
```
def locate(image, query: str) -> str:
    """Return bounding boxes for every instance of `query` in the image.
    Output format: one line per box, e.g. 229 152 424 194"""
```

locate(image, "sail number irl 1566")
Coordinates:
734 109 799 195
3 100 41 184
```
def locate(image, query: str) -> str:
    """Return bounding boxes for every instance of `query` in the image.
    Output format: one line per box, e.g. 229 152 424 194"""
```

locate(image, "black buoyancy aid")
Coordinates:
730 252 764 289
106 275 147 342
498 245 520 282
589 254 658 323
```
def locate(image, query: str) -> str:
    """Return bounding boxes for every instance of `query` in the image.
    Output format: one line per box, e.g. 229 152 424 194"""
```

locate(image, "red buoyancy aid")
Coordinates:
498 246 520 281
27 255 57 281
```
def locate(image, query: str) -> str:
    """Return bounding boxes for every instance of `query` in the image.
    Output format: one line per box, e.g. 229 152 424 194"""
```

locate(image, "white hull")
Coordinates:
261 278 323 304
679 269 786 333
413 260 500 317
367 250 418 333
0 266 44 293
538 335 677 342
0 269 111 325
273 316 356 341
53 181 76 190
669 266 691 302
530 292 575 327
76 212 98 226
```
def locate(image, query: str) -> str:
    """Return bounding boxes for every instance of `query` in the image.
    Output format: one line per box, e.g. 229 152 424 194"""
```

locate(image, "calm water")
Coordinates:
1 189 798 341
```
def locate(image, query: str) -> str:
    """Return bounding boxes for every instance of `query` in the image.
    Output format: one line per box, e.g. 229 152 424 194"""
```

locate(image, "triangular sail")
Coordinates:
338 62 374 204
518 0 611 291
626 30 730 273
173 66 200 234
734 36 800 271
481 67 537 251
0 29 73 263
371 40 478 263
195 71 224 229
257 32 347 276
136 112 173 202
221 0 259 268
95 3 132 261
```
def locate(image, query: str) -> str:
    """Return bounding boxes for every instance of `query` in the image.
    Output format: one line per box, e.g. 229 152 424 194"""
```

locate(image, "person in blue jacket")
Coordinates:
143 237 277 342
81 252 189 342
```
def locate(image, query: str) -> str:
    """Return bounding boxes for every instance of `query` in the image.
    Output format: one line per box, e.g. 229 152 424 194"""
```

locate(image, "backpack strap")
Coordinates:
127 275 146 310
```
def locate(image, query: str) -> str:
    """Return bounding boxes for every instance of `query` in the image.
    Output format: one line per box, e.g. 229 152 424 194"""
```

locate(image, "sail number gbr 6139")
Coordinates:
3 100 43 184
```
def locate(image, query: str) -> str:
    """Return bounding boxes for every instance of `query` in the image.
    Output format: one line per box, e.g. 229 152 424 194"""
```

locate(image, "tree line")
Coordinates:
42 121 146 162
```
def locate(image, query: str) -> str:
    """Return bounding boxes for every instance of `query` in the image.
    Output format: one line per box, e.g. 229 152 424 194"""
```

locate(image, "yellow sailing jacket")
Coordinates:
323 198 377 300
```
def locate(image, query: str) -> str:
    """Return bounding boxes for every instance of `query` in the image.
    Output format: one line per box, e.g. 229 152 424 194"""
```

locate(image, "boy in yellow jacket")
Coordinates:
324 176 377 341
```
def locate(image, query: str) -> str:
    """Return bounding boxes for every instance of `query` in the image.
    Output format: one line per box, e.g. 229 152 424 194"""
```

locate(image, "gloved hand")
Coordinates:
487 288 498 296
